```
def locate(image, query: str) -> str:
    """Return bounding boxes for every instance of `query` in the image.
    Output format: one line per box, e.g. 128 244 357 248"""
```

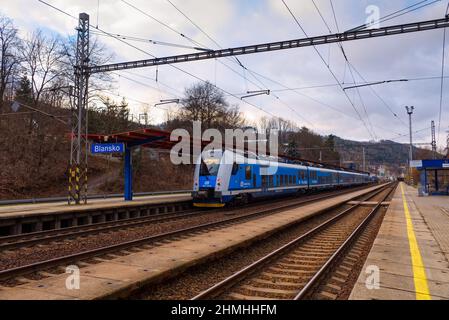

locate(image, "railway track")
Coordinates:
192 183 396 300
0 208 207 251
0 185 383 285
0 185 371 251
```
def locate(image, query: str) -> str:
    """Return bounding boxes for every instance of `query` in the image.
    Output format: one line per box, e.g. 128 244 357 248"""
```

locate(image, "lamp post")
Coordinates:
406 106 415 184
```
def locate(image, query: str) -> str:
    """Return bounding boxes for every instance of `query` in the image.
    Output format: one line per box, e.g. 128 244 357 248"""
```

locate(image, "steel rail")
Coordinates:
0 208 204 250
294 183 397 300
0 185 369 249
0 184 386 282
192 183 394 300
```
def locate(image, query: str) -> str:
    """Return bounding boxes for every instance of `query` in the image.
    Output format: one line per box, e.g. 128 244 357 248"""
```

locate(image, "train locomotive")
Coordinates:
192 149 371 208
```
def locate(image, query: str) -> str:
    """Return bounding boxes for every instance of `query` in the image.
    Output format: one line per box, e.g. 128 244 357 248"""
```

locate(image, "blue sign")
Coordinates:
91 143 125 154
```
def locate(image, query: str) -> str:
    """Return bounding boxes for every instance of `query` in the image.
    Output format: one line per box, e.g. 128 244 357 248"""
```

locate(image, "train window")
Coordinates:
253 174 257 187
245 166 251 180
294 176 297 184
231 163 239 175
280 175 284 185
269 175 273 187
284 175 288 185
289 175 293 185
200 158 220 176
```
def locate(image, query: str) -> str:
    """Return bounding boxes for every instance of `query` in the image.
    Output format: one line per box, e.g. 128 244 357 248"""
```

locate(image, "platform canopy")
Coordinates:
87 127 208 150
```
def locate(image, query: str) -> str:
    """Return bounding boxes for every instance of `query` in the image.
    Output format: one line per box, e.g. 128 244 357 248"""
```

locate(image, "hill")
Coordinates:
334 138 437 177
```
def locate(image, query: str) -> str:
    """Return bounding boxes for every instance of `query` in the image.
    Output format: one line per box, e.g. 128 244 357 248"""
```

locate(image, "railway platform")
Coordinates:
0 184 385 300
0 193 192 236
350 182 449 300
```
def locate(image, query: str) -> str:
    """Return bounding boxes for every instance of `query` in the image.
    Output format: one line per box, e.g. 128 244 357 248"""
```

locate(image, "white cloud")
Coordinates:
0 0 448 147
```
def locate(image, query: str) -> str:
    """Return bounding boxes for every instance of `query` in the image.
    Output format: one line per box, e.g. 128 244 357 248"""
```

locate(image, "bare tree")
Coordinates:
179 81 245 131
0 15 22 110
21 30 66 106
61 36 114 106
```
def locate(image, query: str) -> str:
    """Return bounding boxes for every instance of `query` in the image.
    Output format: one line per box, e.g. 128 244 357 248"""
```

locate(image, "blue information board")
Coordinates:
91 143 125 154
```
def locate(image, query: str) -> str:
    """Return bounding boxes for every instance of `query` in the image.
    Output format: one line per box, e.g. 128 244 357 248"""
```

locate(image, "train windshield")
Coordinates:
200 157 221 176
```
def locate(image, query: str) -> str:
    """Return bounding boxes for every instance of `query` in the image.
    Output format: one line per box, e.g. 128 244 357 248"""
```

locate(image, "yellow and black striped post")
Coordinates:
68 165 85 205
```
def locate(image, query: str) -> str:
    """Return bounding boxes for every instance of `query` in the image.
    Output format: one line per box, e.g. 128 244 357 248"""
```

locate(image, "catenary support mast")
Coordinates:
69 13 90 205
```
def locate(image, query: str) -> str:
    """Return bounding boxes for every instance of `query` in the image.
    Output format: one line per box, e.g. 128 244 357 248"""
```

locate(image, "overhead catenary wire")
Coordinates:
237 68 406 137
328 1 409 132
438 15 447 144
327 1 381 138
162 0 318 128
39 0 279 120
39 0 444 142
346 63 409 128
329 0 435 130
346 0 440 32
89 30 212 51
281 0 376 140
123 0 317 128
270 75 449 93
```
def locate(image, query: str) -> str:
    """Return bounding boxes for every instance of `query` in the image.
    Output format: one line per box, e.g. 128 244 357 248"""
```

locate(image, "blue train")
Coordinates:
192 149 371 208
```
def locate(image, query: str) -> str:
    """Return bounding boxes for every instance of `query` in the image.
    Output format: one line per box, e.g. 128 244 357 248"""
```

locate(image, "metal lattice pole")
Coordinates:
431 121 437 159
69 13 90 205
406 106 415 185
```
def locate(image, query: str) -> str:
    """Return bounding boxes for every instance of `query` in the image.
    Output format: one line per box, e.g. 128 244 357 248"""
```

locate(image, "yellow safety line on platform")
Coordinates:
400 183 431 300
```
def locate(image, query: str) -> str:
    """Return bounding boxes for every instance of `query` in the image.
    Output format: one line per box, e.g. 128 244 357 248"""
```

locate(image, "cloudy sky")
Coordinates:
1 0 448 148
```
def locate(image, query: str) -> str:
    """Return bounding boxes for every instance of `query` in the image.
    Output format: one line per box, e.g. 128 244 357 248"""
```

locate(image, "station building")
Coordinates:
415 159 449 195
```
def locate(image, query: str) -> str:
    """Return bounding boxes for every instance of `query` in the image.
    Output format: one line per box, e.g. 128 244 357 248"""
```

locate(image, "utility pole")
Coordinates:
362 147 366 172
406 106 415 184
68 13 90 205
446 129 449 158
431 120 437 159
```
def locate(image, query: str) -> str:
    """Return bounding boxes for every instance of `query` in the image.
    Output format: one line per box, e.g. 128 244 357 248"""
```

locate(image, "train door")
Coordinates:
306 168 310 189
261 175 268 191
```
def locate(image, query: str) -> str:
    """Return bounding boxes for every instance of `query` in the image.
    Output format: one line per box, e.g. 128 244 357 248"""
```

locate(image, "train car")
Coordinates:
192 149 371 207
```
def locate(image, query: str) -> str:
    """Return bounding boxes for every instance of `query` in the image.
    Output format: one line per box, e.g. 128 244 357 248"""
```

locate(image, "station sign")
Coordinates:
409 160 423 168
91 143 125 154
